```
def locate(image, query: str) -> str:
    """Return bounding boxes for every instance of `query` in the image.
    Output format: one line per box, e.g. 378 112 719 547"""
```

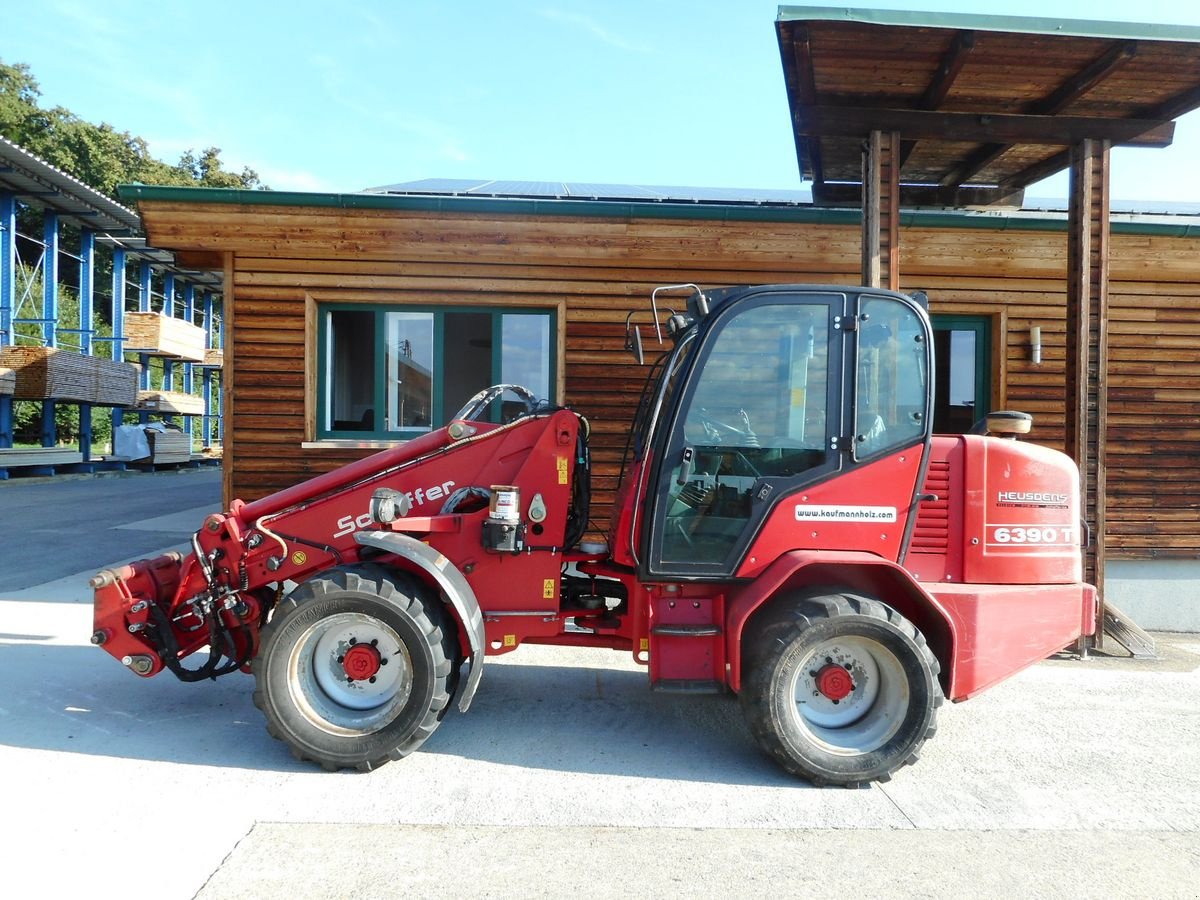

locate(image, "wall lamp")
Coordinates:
1030 325 1042 365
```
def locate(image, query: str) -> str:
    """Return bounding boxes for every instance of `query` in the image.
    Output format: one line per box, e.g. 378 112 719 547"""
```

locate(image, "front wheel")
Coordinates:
252 565 458 771
740 591 942 786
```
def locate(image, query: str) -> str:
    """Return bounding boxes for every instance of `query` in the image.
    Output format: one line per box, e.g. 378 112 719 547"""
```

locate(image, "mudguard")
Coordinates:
354 531 486 712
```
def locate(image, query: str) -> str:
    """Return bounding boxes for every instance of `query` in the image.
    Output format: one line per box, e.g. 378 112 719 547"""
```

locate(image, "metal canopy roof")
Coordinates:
777 7 1200 207
0 136 221 286
0 135 142 234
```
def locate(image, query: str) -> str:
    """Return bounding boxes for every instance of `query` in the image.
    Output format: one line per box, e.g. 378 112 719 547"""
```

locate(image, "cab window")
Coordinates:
854 296 928 460
660 301 833 566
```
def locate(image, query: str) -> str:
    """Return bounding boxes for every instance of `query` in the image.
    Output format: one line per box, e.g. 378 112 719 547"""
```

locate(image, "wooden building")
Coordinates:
120 184 1200 629
117 9 1200 633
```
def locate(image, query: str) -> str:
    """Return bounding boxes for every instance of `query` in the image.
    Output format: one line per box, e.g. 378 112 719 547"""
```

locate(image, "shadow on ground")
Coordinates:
0 642 799 787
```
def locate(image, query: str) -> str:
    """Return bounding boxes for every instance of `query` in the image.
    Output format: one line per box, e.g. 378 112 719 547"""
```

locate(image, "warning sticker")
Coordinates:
543 578 556 599
557 456 569 485
504 634 516 647
794 505 898 523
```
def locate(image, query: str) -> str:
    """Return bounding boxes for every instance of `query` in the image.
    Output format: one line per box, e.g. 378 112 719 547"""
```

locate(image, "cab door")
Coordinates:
644 289 847 579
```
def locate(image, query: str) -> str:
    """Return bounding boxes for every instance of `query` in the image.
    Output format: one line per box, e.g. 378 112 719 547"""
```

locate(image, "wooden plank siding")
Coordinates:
136 201 1200 559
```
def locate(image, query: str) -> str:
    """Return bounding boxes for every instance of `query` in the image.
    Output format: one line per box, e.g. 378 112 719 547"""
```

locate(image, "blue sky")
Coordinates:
5 0 1200 203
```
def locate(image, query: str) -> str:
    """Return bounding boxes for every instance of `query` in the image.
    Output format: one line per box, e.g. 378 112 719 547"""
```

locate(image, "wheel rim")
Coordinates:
789 634 909 755
287 612 414 736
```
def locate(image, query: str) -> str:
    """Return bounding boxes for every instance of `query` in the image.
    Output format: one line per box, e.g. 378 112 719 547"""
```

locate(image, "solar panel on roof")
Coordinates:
365 178 815 206
368 178 496 195
474 181 568 197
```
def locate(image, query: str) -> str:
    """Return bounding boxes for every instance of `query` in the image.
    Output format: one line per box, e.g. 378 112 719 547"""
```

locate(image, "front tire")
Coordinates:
740 591 942 786
252 565 457 771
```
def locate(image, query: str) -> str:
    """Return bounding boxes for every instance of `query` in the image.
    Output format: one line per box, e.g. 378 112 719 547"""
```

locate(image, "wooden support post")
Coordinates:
861 130 901 290
1066 138 1111 648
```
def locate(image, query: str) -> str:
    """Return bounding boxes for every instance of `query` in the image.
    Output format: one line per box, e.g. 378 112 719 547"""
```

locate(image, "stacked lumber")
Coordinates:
0 447 84 468
0 366 14 396
93 356 139 407
135 389 206 415
148 429 191 464
0 347 139 406
124 312 206 361
1 346 92 401
201 347 224 368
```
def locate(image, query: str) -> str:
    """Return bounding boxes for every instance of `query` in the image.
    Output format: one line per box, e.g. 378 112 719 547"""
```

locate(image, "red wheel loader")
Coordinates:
91 284 1096 786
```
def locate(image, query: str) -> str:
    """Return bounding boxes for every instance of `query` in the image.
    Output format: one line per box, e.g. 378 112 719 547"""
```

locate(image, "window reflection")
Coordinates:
662 302 831 565
855 297 927 458
387 312 434 431
501 314 550 399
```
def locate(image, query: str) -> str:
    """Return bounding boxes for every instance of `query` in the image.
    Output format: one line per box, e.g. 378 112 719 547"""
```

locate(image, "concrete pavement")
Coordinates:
1 471 1198 898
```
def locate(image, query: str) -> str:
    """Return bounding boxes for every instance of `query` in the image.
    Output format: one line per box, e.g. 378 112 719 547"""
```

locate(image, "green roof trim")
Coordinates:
116 184 1200 239
776 6 1200 43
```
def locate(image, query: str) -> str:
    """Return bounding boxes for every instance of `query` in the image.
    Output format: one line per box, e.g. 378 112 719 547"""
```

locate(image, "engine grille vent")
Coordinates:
912 460 950 552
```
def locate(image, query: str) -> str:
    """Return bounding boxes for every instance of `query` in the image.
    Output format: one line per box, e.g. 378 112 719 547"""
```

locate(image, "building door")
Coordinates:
931 315 991 434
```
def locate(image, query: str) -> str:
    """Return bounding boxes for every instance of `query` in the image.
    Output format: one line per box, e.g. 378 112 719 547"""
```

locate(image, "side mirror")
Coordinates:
625 322 645 365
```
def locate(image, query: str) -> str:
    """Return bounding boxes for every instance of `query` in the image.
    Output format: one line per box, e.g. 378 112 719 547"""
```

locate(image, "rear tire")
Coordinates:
252 565 457 771
740 591 942 787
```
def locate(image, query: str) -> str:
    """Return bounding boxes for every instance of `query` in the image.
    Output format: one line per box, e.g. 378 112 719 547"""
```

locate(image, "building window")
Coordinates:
318 305 555 439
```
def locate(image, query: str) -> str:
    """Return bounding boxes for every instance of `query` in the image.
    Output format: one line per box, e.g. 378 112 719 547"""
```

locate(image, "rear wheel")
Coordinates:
252 565 457 771
740 591 941 786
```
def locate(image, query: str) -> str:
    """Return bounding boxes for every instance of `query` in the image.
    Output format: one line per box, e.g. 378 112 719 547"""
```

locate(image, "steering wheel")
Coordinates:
695 408 757 446
451 384 541 423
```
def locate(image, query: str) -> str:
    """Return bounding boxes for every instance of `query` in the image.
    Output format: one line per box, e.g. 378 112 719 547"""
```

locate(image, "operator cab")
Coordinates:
620 285 933 580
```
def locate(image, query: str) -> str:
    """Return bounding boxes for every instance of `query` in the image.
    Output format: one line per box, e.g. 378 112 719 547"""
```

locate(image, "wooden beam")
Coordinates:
797 106 1174 147
814 181 1024 208
935 42 1138 190
173 249 225 270
938 144 1010 190
1035 41 1137 116
1141 81 1200 121
1103 601 1158 659
789 24 825 189
919 31 976 111
997 150 1070 196
900 31 976 168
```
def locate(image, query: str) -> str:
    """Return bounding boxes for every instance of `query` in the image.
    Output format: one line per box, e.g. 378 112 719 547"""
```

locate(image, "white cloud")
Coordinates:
537 7 649 53
306 53 470 164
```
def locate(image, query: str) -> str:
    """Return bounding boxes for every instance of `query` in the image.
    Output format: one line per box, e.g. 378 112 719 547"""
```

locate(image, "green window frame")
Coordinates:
316 303 557 441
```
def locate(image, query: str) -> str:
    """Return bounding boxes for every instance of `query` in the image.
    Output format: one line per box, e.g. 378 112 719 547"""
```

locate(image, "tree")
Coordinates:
2 59 245 450
0 58 265 196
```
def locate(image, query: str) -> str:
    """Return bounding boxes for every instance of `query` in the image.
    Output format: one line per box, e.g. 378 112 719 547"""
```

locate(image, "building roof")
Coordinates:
0 135 142 234
776 7 1200 207
117 182 1200 240
0 136 222 286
